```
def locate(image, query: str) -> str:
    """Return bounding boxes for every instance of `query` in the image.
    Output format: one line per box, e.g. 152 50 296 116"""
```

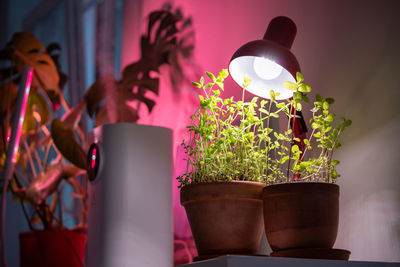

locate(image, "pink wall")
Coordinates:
121 0 400 262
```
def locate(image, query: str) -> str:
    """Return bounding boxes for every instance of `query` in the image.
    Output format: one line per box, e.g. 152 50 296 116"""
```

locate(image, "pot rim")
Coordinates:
263 181 339 195
19 229 86 238
265 181 339 186
180 180 266 204
181 180 266 188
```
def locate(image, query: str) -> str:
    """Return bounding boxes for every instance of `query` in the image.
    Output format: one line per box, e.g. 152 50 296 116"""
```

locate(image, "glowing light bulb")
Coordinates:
253 57 283 80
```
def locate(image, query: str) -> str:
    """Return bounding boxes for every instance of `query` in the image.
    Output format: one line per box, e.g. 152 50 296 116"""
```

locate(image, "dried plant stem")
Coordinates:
33 150 43 173
14 168 30 186
23 139 37 177
9 177 34 230
43 139 53 169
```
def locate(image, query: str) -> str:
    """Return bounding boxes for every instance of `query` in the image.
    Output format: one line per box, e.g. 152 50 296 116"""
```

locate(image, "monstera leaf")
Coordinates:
0 81 17 117
6 32 60 105
84 75 112 118
51 119 86 170
85 8 193 124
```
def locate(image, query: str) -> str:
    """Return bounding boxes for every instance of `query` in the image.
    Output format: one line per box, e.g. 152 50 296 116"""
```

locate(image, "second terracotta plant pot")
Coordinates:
263 182 339 251
180 181 265 260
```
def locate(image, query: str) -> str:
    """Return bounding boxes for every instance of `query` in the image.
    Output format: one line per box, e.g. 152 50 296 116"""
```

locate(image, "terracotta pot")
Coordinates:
180 181 265 259
19 229 87 267
263 182 339 251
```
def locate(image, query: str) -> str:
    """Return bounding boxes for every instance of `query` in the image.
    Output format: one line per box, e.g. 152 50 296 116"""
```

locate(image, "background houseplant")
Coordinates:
0 32 87 266
53 7 193 157
49 7 196 266
1 7 195 266
177 69 351 259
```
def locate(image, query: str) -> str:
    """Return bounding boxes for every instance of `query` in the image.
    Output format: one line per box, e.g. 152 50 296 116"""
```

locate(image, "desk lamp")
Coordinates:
229 16 300 100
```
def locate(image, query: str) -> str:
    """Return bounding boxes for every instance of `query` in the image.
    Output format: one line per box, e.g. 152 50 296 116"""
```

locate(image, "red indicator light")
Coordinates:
91 148 97 169
87 143 100 181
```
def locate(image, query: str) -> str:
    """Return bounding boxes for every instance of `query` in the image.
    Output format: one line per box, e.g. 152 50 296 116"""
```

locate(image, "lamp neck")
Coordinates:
263 16 297 49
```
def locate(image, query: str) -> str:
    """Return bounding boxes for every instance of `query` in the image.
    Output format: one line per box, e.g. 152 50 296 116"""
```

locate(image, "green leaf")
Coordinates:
331 160 340 167
300 161 310 169
204 82 213 89
331 169 338 179
259 108 269 115
270 90 276 101
296 72 304 83
303 94 310 103
276 102 286 109
325 113 335 122
293 91 302 101
291 144 300 153
217 69 229 80
298 83 312 93
283 81 297 91
198 95 204 101
215 81 224 91
344 120 352 127
200 76 205 86
243 75 251 88
270 113 279 118
323 101 329 110
192 82 202 88
296 103 302 111
260 100 268 107
281 156 289 164
326 98 335 104
206 71 216 82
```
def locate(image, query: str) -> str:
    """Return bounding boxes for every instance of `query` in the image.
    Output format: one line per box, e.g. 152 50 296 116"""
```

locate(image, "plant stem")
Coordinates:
23 139 37 178
265 100 273 178
34 150 43 173
287 104 295 181
43 140 53 169
300 128 315 161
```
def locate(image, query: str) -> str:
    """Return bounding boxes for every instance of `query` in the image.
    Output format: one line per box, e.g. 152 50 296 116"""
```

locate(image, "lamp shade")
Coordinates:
229 16 300 100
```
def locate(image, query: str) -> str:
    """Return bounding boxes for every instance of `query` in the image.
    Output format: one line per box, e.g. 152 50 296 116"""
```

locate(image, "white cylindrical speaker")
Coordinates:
86 123 173 267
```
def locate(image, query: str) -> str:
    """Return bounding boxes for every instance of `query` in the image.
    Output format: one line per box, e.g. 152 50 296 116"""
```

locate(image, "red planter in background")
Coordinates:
19 230 86 267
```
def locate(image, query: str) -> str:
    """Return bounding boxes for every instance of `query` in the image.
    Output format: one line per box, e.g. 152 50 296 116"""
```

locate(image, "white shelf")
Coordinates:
178 255 400 267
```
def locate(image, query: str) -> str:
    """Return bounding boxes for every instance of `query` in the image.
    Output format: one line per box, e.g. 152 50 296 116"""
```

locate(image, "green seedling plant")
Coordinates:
177 69 351 188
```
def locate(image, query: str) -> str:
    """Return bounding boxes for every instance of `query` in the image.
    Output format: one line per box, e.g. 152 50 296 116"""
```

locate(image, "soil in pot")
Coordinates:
19 229 87 267
180 180 265 260
263 182 339 252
